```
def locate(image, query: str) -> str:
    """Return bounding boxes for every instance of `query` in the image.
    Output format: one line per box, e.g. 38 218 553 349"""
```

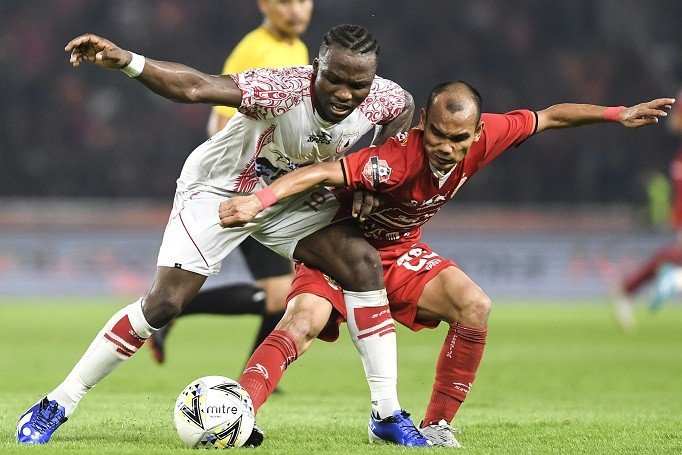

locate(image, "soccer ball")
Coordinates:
173 376 255 449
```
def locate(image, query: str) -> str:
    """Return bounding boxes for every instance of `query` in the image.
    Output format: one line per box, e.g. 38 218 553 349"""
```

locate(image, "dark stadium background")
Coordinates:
0 0 681 298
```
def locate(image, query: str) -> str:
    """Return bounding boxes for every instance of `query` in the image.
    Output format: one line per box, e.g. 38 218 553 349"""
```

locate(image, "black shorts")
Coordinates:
239 236 293 280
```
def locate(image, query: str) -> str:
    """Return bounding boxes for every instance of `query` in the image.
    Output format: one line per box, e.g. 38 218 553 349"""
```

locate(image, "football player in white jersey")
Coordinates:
17 25 427 447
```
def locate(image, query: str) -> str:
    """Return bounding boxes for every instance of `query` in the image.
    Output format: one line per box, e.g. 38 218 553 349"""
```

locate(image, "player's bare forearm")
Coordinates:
270 162 345 201
134 59 241 105
371 90 415 145
65 33 242 106
218 162 344 228
536 98 675 132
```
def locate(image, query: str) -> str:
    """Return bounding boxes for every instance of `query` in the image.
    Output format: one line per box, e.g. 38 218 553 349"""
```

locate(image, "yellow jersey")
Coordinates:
213 26 309 118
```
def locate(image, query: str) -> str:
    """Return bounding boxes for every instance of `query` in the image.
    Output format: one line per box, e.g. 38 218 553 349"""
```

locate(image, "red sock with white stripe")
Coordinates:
238 330 298 414
47 299 156 416
343 289 400 419
422 323 487 427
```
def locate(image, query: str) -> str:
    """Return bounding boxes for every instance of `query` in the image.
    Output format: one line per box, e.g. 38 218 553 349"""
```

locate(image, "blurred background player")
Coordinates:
614 88 682 330
147 0 314 365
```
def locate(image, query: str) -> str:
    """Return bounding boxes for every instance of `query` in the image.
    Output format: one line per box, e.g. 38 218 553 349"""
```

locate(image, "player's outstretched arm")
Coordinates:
219 162 345 228
535 98 675 133
536 98 675 131
65 34 242 107
371 90 415 146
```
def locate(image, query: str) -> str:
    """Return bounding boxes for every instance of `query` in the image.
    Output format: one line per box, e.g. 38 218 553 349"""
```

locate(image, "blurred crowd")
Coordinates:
1 0 680 202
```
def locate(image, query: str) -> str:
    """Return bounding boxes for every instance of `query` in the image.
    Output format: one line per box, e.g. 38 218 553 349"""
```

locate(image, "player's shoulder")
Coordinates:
481 109 534 125
235 65 312 89
392 128 422 149
357 75 406 124
377 128 424 169
480 109 535 138
232 66 312 120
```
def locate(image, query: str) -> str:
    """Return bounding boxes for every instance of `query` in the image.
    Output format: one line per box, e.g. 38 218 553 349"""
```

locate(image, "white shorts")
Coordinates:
157 188 340 276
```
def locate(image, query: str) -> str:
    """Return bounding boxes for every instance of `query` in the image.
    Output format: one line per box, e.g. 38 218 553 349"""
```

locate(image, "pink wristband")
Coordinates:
604 106 625 122
254 187 278 209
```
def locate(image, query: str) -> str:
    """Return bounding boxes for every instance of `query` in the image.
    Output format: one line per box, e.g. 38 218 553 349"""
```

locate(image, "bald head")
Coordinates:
426 81 482 125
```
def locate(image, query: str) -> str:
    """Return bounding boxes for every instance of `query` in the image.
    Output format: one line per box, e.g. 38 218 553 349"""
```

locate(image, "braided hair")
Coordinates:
319 24 380 56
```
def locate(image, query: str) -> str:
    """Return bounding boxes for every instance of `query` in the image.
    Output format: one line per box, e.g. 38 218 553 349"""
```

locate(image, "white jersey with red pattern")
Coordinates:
176 66 405 196
340 109 537 246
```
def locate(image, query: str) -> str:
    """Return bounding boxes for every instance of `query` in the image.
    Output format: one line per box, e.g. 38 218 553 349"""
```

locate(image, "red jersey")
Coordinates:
340 109 537 246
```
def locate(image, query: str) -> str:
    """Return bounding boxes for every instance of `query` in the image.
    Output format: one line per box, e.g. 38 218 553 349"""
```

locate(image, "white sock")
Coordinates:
343 289 400 419
47 298 156 416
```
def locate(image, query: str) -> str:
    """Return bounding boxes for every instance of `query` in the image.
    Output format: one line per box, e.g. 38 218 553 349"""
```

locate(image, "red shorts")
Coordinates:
287 242 456 342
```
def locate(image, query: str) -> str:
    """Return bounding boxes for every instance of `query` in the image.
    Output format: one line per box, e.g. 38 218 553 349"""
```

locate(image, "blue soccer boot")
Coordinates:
368 410 432 446
16 397 67 444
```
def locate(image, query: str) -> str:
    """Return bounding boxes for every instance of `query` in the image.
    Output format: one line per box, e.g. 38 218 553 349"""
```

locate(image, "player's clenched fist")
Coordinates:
65 34 131 69
620 98 676 128
219 195 264 228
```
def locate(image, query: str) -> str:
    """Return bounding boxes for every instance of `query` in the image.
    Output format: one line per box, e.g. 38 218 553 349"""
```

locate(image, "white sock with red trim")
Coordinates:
343 289 401 419
47 298 156 416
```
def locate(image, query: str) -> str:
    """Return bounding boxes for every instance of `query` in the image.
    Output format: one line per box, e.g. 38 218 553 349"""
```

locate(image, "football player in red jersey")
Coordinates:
220 82 674 446
615 88 682 329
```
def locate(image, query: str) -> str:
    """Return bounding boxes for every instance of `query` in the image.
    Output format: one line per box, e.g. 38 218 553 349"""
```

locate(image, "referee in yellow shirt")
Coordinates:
149 0 313 366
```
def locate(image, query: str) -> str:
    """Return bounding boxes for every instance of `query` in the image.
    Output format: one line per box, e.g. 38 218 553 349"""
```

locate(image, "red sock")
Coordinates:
422 324 487 427
623 244 682 294
238 330 298 414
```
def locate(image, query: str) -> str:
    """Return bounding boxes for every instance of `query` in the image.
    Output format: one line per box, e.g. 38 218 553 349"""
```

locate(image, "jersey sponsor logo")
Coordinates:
255 149 300 181
307 131 332 144
362 156 392 188
403 194 448 208
363 227 406 241
372 208 438 229
337 130 360 154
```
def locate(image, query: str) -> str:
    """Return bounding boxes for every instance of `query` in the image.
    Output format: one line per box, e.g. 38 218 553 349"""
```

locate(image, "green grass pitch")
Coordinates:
0 299 680 454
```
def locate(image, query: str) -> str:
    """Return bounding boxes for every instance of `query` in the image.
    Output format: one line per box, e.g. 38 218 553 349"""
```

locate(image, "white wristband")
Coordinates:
121 52 145 77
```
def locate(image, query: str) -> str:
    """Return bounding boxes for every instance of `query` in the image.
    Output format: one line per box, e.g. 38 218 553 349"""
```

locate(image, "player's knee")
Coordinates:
341 239 383 289
278 298 327 350
461 292 492 327
143 291 185 327
450 290 491 328
281 310 323 351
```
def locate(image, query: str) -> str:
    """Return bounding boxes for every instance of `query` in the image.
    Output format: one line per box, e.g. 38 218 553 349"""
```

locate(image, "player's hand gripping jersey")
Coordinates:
339 109 537 246
177 66 405 196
